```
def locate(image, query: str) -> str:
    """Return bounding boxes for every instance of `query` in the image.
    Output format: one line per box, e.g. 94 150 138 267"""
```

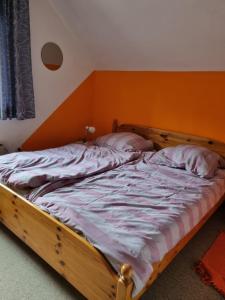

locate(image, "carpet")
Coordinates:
196 231 225 297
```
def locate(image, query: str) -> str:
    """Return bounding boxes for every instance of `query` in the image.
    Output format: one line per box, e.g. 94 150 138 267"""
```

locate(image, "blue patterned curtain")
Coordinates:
0 0 35 120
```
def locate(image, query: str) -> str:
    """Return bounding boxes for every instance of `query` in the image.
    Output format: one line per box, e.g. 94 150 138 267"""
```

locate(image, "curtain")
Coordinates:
0 0 35 120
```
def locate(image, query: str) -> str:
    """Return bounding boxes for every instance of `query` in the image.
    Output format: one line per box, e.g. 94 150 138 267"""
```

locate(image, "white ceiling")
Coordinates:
51 0 225 70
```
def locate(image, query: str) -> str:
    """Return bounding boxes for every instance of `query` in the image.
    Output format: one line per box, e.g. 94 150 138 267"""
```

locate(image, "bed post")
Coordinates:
116 264 134 300
112 119 119 133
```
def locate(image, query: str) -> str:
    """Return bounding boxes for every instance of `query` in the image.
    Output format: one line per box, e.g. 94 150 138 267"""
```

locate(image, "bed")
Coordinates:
1 120 225 300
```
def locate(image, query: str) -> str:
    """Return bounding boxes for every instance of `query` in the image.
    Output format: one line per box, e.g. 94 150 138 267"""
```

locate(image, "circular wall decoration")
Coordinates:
41 42 63 71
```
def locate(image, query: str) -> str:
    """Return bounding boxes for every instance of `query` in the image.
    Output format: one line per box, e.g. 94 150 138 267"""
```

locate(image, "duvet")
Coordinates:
0 143 139 191
29 152 225 295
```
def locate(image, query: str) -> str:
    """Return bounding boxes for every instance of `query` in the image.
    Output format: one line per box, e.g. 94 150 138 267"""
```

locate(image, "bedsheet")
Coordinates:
29 153 225 295
0 143 139 190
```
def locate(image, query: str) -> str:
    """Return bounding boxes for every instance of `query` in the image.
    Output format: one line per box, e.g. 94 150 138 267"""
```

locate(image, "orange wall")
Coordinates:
92 71 225 142
23 71 225 150
22 73 94 150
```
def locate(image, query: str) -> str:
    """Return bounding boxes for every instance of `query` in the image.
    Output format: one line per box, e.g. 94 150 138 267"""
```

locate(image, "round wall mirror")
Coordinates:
41 42 63 71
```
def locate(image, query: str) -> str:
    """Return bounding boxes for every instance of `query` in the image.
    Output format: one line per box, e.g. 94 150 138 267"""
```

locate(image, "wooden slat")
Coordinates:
0 183 118 300
116 122 225 157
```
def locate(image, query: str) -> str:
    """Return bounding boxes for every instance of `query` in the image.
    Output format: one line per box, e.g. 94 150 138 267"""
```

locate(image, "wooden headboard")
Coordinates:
112 120 225 157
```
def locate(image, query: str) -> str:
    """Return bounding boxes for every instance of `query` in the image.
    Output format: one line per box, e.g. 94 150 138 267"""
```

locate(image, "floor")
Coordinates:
0 205 225 300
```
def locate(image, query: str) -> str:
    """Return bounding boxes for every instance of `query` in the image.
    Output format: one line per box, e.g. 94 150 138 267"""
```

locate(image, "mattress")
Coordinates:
14 153 225 295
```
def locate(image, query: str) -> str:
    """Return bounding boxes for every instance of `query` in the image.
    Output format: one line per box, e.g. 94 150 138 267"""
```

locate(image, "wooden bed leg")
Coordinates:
116 264 134 300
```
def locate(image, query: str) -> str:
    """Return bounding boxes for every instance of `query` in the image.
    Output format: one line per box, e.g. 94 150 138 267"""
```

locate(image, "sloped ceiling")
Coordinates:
51 0 225 70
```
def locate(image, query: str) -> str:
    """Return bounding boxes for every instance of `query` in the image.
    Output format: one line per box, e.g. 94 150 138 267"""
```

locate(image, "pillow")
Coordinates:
94 132 154 152
150 144 224 179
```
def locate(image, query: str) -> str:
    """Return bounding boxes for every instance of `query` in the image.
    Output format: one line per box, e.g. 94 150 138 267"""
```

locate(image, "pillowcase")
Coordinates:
150 144 224 179
94 132 154 152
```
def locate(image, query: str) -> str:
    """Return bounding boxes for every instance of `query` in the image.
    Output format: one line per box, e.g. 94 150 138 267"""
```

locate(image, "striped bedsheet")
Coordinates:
28 152 225 295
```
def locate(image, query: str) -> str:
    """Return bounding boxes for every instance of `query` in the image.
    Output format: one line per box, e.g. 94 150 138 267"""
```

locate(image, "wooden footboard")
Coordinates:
0 183 134 300
0 181 224 299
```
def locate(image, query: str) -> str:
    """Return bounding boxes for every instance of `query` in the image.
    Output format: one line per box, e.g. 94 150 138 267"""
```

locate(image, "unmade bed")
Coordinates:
0 122 225 300
27 152 225 296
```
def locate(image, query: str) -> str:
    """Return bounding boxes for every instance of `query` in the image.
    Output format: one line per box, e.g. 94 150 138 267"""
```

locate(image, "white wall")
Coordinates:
0 0 95 152
54 0 225 71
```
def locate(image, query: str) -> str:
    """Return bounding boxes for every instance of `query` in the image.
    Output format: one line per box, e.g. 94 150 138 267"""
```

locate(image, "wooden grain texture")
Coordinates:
1 121 225 300
0 183 119 300
115 121 225 157
116 265 133 300
1 184 223 300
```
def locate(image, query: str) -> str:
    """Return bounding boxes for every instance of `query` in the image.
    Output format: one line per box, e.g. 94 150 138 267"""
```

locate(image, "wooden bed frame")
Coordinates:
1 120 225 300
